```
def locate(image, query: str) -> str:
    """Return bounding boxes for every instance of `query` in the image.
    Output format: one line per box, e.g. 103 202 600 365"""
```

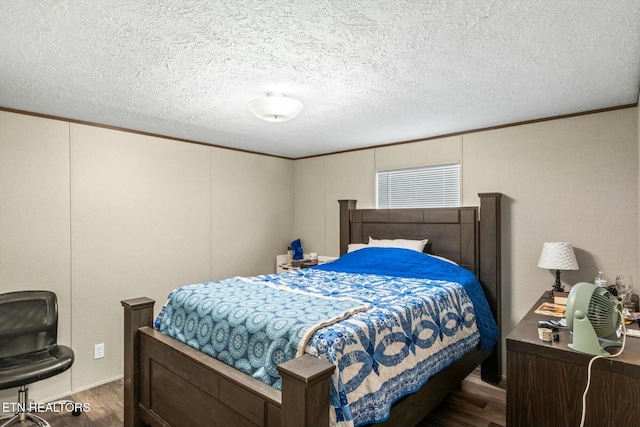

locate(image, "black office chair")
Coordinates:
0 291 79 427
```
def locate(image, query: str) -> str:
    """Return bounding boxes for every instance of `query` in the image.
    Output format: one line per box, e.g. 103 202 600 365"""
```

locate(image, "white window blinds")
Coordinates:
376 164 461 209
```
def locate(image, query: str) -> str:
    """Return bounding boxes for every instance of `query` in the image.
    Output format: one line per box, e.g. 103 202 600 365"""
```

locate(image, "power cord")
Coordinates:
578 309 627 427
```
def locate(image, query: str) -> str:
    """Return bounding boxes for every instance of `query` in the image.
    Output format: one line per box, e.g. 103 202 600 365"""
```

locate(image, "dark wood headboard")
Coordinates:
338 192 503 383
339 204 479 273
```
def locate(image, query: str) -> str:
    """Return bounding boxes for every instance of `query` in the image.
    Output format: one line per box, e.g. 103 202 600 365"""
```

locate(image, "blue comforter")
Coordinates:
313 247 498 351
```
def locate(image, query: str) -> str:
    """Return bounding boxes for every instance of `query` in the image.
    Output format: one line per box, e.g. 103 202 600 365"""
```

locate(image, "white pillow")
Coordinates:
368 237 428 252
347 243 369 253
427 254 459 265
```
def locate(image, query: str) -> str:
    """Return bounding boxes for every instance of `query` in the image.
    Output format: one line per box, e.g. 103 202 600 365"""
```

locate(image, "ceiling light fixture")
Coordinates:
248 92 303 122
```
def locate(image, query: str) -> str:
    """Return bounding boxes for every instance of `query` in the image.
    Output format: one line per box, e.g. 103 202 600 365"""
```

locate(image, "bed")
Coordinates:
122 192 502 427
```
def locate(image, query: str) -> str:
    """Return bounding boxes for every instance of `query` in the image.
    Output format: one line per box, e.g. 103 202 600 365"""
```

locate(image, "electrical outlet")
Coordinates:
94 343 105 359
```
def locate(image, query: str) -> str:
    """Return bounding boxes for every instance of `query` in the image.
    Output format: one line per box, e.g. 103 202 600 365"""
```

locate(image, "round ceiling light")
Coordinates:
248 92 303 122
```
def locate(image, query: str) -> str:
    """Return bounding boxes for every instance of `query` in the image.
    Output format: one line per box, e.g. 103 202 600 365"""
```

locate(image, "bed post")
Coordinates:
277 354 336 427
121 297 155 427
338 200 357 255
478 192 502 384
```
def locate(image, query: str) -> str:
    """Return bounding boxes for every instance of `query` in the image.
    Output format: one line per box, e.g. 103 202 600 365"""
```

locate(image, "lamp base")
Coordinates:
552 269 564 293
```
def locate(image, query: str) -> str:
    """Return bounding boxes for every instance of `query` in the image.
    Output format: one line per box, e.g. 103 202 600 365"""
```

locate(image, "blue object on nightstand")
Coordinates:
291 239 303 260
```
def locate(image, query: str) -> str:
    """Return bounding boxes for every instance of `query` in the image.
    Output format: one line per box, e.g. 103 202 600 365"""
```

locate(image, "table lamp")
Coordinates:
537 242 579 293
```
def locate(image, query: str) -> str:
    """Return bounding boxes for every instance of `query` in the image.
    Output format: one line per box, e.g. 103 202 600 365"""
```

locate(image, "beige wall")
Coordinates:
293 156 326 254
0 111 294 403
69 124 213 389
374 135 462 171
211 149 293 279
293 107 639 370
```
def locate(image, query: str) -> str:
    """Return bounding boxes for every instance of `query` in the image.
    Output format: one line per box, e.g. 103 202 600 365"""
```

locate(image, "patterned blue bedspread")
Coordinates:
154 278 370 389
155 248 498 427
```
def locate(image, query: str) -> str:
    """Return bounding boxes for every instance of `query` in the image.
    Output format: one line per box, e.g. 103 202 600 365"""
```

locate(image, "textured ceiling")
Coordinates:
1 1 639 158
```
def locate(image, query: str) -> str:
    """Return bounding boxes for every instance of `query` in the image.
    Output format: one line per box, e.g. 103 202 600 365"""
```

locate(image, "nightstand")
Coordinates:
506 293 640 427
275 254 337 273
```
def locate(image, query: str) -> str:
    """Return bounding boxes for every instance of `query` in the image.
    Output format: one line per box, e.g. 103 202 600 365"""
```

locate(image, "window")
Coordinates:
376 164 461 209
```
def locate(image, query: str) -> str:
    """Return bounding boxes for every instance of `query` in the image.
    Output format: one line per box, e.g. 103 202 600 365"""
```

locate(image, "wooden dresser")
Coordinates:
507 294 640 427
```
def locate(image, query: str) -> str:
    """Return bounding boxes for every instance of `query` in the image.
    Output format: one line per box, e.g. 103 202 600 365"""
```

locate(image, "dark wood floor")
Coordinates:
418 372 506 427
33 370 505 427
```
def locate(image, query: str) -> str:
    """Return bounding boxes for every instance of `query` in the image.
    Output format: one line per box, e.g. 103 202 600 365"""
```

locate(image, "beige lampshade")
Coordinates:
538 242 579 270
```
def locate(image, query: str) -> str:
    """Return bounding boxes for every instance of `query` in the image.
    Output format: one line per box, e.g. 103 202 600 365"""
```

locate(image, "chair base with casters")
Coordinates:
0 291 81 427
0 385 81 427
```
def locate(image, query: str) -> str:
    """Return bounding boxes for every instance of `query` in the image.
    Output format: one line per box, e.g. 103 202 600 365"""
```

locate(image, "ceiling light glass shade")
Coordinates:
248 92 303 122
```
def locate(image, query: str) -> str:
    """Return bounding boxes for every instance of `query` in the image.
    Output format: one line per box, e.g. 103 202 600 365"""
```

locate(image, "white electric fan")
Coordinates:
566 282 623 356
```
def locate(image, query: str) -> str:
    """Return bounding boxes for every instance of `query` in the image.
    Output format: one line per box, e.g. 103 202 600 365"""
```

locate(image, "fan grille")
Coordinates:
588 286 622 336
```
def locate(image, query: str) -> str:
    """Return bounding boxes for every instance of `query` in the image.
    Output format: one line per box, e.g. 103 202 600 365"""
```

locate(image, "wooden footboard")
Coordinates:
122 298 335 427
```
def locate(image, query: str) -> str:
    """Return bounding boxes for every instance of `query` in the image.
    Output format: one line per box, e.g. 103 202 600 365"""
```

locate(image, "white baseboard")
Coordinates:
46 374 123 402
